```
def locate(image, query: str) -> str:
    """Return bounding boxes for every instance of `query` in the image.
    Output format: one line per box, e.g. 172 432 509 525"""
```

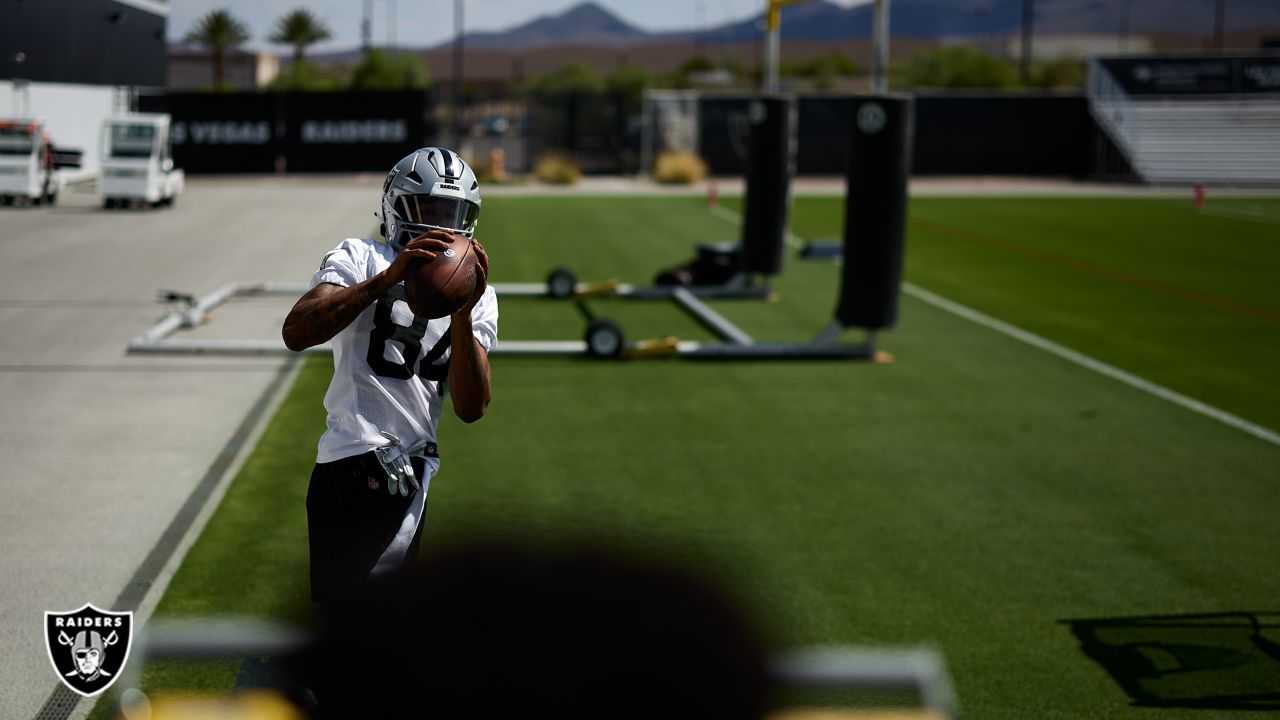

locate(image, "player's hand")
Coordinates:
455 238 489 317
382 230 453 288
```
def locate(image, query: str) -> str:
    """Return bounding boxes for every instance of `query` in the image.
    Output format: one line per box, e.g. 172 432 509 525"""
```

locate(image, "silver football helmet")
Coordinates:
380 147 481 252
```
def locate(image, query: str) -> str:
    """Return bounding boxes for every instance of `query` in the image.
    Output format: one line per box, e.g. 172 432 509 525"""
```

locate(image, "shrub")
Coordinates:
530 62 603 100
534 154 581 185
268 60 343 91
1031 56 1086 89
893 46 1020 89
654 151 708 185
350 49 430 90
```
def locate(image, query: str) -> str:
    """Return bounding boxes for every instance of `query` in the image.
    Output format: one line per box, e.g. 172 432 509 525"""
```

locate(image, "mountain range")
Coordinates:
448 0 1280 51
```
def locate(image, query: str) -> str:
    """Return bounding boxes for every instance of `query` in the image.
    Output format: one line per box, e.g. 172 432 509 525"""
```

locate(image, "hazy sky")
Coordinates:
169 0 871 52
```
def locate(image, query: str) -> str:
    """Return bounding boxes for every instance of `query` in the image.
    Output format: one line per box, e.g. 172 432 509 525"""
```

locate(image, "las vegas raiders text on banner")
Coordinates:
44 603 133 696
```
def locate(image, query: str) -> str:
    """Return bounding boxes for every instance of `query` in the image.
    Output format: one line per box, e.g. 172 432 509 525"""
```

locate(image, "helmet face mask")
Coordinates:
392 195 479 248
381 147 481 252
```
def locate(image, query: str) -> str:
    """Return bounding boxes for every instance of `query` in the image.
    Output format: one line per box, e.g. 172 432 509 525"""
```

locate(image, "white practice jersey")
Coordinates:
310 237 498 468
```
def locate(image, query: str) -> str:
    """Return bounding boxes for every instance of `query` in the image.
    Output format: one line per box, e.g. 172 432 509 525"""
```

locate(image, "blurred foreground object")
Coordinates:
116 539 957 719
118 690 302 720
303 537 773 719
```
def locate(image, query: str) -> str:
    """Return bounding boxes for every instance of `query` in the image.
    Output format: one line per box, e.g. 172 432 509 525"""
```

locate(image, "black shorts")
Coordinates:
306 451 429 605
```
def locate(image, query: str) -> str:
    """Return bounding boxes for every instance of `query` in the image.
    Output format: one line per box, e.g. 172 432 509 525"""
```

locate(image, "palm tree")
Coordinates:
269 9 333 66
185 9 251 90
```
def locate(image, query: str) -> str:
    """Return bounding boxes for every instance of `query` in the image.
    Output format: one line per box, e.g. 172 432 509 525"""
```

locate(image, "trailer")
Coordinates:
0 118 71 206
100 114 184 209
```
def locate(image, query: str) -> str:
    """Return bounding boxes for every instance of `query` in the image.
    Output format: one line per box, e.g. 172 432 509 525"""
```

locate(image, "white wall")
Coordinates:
0 81 118 181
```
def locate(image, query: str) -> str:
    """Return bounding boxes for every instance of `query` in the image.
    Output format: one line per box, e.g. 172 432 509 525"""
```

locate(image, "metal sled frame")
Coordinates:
127 282 881 362
499 278 881 361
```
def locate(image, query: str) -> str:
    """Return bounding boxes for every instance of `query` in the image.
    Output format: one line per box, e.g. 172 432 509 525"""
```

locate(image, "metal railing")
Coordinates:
1087 58 1138 167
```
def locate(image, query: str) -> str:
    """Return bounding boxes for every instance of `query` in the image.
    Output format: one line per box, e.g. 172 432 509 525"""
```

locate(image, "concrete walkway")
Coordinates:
0 176 382 719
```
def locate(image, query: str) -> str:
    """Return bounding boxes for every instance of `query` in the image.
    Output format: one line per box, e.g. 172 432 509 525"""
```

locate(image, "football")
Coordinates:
404 235 479 319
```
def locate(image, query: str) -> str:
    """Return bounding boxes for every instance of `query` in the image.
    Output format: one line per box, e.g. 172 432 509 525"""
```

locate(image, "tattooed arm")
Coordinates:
282 280 383 352
282 234 449 352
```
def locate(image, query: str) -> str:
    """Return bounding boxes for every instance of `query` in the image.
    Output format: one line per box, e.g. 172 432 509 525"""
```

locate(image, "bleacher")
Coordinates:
1089 55 1280 185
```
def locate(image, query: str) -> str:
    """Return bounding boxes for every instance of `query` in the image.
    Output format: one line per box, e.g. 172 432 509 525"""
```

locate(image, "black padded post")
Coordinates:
740 96 794 277
836 95 913 330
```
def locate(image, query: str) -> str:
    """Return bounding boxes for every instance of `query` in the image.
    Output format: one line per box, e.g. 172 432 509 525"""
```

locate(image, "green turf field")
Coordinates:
97 194 1280 720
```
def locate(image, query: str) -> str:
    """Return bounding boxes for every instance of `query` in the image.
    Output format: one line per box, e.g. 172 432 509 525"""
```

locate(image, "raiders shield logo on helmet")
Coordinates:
44 603 133 696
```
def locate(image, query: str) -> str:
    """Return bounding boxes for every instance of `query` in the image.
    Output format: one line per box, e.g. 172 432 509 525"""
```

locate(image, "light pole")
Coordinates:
872 0 890 93
1213 0 1226 52
1020 0 1034 84
1119 0 1130 53
362 0 372 54
453 0 465 145
763 0 808 93
695 0 706 59
720 0 735 69
384 0 397 52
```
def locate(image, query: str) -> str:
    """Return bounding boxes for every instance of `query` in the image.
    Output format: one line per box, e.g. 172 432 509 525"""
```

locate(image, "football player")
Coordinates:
282 147 496 605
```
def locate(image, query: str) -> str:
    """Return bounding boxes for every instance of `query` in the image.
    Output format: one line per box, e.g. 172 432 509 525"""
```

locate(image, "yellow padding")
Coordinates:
572 279 620 299
118 690 303 720
770 708 945 720
622 337 680 358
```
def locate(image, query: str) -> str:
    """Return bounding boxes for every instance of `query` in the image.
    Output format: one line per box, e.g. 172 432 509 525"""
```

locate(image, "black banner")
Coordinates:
700 94 1092 177
283 91 431 172
140 93 282 174
796 96 852 175
1241 58 1280 93
138 91 434 173
912 95 1092 176
1098 56 1280 96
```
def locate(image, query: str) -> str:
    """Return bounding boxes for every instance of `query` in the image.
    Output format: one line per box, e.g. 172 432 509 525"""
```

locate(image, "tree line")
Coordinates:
185 8 1085 95
184 8 428 92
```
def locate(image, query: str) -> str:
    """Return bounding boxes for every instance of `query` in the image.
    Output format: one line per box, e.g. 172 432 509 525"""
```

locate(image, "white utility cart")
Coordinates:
0 118 74 206
100 114 184 209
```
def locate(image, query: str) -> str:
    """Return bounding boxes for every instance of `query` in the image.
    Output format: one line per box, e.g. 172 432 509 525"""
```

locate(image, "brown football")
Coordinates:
404 236 479 319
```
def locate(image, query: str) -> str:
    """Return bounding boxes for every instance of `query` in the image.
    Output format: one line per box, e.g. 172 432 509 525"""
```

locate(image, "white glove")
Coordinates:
374 432 421 497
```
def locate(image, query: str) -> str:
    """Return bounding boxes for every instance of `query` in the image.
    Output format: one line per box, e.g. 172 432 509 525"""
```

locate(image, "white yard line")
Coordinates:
901 283 1280 448
707 205 1280 449
1201 204 1280 228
